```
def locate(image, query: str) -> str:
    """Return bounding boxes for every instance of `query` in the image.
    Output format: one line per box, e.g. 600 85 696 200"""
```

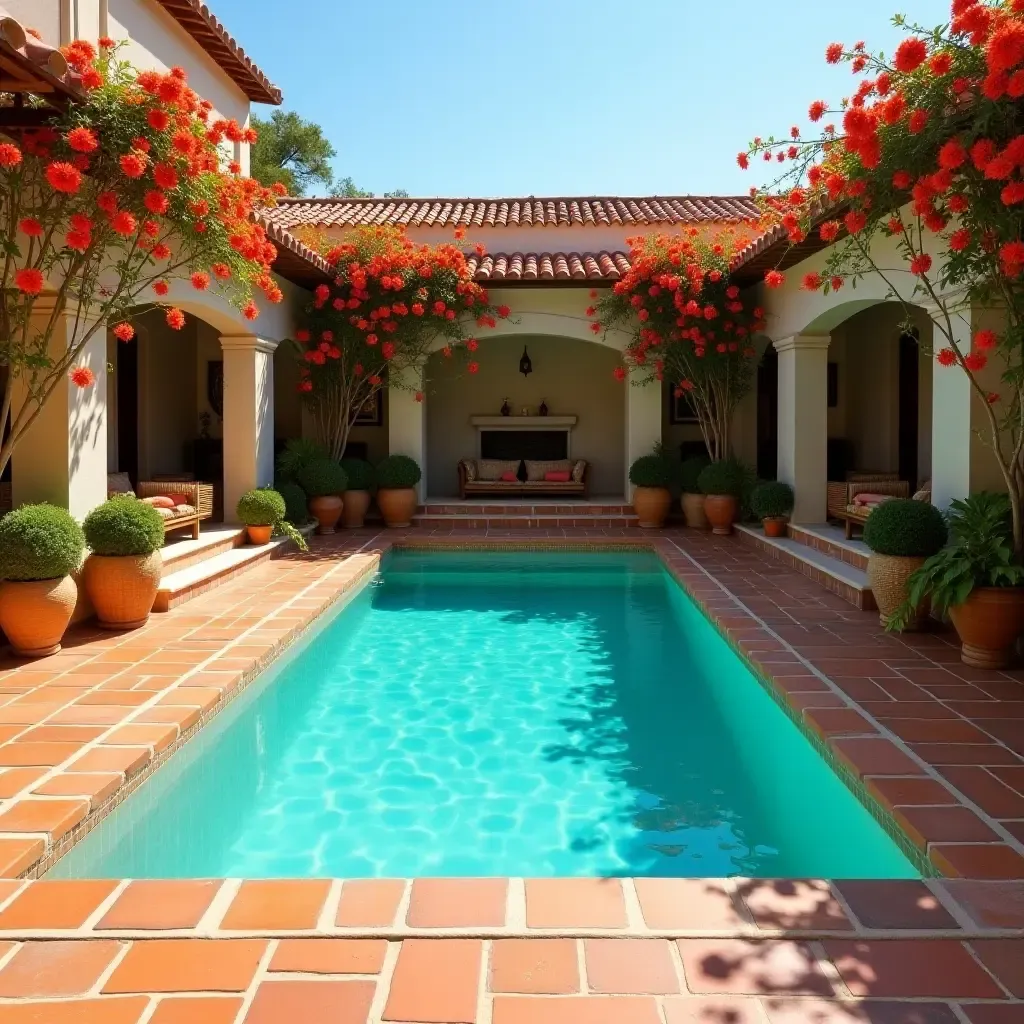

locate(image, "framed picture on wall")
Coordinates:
668 382 700 425
354 390 384 427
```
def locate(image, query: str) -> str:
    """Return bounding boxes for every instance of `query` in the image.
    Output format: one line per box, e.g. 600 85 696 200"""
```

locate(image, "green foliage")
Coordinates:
236 487 287 527
697 458 749 498
376 455 421 489
750 481 795 520
329 177 409 199
275 438 327 484
629 453 678 488
0 503 83 581
250 111 336 196
863 498 947 557
297 458 348 497
83 496 163 557
890 493 1024 630
680 455 710 493
276 481 309 525
340 458 375 491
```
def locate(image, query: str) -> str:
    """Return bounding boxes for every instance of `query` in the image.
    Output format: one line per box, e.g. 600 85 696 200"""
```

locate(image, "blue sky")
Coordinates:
214 0 951 198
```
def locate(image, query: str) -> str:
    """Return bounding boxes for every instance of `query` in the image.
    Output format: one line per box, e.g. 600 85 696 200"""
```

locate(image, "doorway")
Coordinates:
898 331 919 487
116 337 139 486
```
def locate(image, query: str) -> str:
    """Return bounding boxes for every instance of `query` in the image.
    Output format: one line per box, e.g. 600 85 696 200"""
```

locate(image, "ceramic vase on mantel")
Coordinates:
501 398 510 417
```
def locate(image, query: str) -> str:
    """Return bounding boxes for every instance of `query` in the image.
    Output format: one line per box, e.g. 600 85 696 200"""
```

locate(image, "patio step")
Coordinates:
787 522 870 571
735 524 877 611
419 501 635 515
159 525 246 574
413 513 640 528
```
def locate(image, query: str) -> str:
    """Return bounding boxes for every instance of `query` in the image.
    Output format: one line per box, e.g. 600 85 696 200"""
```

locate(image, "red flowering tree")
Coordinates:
292 225 508 459
744 0 1024 548
0 39 286 481
592 228 765 461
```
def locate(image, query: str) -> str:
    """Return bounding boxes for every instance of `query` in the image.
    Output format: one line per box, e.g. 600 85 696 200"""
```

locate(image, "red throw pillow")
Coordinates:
141 495 175 509
500 471 518 482
163 493 189 506
544 471 571 482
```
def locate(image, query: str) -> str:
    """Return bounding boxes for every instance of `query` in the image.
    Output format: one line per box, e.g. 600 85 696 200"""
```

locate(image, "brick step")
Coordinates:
413 513 640 528
787 523 870 571
158 526 246 574
419 503 635 516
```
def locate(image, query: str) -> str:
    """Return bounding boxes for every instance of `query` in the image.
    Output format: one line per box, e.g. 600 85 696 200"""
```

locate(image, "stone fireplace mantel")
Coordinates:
470 415 577 429
470 415 578 460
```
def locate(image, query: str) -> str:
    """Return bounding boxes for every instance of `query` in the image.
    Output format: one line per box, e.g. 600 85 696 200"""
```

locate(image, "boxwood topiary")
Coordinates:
697 458 748 498
236 487 287 527
276 481 308 524
376 454 421 489
863 498 948 557
83 496 164 557
340 457 375 491
275 438 327 484
680 455 710 494
0 503 84 581
297 458 348 497
629 453 679 488
750 480 795 520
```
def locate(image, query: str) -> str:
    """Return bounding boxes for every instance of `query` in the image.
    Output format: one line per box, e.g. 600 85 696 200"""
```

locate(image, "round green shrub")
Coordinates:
275 438 327 484
697 459 748 498
0 503 84 581
863 498 948 557
297 458 348 498
236 487 286 527
680 455 710 493
376 454 421 489
276 481 308 524
629 454 678 488
750 480 795 520
340 457 375 491
83 496 163 557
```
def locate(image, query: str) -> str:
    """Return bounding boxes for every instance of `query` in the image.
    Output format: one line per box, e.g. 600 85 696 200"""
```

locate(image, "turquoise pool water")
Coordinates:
52 550 917 879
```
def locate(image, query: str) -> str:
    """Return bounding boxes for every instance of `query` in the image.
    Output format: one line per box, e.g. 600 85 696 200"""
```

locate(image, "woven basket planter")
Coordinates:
867 553 927 629
83 551 162 630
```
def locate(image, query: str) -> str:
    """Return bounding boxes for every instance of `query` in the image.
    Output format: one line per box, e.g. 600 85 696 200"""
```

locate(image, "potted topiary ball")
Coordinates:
697 459 748 535
375 455 421 528
863 497 948 630
750 480 795 538
298 459 348 535
82 496 164 630
237 487 287 545
0 503 84 656
680 455 711 529
340 458 375 529
628 453 677 528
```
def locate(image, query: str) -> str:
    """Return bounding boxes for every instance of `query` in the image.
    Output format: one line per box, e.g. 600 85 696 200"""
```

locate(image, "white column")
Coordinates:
930 318 972 511
388 363 427 501
625 373 662 498
220 335 277 521
775 333 830 524
12 309 107 519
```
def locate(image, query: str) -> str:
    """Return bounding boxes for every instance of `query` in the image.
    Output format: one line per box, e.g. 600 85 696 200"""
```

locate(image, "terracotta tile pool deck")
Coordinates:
0 526 1022 1021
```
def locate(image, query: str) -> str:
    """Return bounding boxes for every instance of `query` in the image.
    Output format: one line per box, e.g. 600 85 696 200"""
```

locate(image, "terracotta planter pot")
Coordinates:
377 487 417 528
309 494 343 535
341 489 371 529
681 492 709 530
867 553 927 630
246 525 273 545
83 551 162 631
632 486 671 529
704 495 738 535
949 586 1024 669
0 576 77 657
763 516 788 539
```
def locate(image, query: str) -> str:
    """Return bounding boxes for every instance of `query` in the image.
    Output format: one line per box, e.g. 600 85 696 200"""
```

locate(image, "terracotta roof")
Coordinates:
258 215 332 290
0 7 83 106
467 250 630 284
153 0 281 104
265 195 761 230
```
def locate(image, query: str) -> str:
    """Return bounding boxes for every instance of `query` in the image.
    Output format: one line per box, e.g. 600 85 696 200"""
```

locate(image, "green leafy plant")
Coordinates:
629 453 679 488
275 438 327 484
750 481 795 520
83 496 163 557
297 458 348 497
890 493 1024 630
340 457 375 491
236 487 287 527
376 454 421 489
0 503 84 581
276 481 308 525
863 499 948 558
697 458 748 498
680 455 710 494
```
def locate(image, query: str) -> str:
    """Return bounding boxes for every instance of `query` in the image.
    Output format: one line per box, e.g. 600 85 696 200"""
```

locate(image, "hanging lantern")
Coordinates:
519 346 533 376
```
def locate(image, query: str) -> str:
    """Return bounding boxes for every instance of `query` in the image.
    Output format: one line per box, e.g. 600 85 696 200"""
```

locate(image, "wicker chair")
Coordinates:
136 480 214 540
826 476 908 520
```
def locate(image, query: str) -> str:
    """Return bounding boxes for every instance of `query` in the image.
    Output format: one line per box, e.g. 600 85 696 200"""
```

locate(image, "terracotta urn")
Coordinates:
341 489 371 529
309 494 343 535
83 551 162 630
763 516 788 539
0 576 78 657
681 492 709 530
377 487 417 528
949 586 1024 668
704 495 738 536
246 525 273 545
632 486 671 529
867 553 927 630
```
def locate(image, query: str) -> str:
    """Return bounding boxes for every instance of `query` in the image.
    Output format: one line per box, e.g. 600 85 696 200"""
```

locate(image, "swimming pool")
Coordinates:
52 549 918 879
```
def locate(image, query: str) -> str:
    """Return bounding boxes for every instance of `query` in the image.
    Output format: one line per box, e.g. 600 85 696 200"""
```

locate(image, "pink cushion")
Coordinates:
500 471 518 482
853 492 896 506
141 495 175 509
162 492 189 506
544 471 571 482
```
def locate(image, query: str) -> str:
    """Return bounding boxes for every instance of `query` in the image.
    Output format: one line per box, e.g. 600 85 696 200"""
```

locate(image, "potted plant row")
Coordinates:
750 480 794 538
697 459 748 535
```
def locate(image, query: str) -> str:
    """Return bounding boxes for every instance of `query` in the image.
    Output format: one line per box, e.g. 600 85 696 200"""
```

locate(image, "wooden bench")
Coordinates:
136 481 214 540
458 460 589 499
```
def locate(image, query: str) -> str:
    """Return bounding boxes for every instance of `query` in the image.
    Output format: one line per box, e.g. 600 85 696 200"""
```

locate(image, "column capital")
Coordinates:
220 334 278 355
773 334 830 354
